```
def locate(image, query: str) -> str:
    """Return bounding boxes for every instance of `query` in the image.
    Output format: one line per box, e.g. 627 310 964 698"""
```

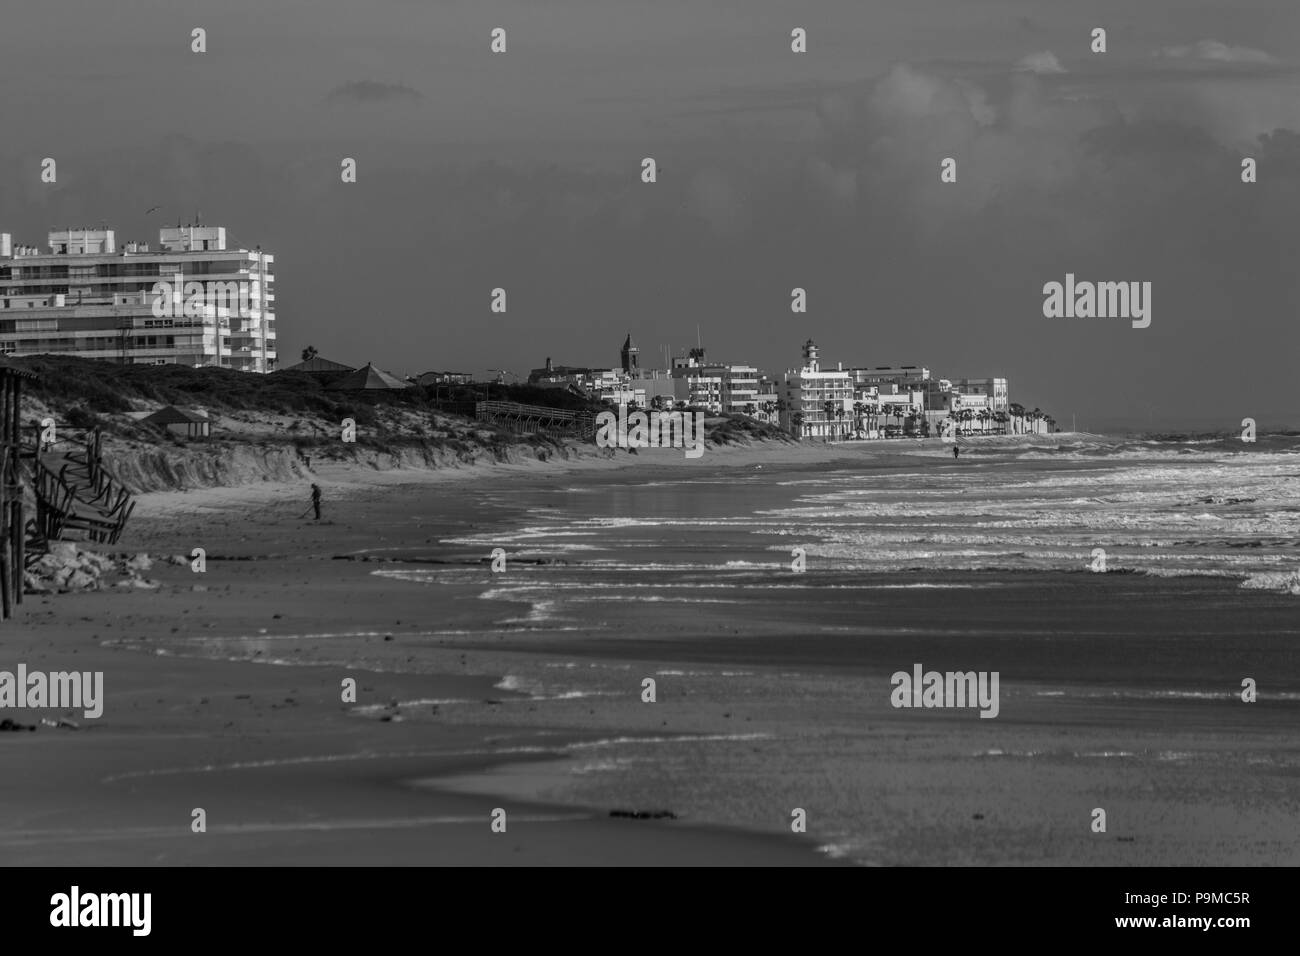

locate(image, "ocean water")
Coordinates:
350 437 1300 863
426 434 1300 587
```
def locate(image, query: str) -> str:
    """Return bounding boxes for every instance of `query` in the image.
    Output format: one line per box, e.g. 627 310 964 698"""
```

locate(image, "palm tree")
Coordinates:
1031 407 1043 434
791 411 805 439
301 345 318 362
852 401 864 438
744 403 757 418
1008 402 1025 435
978 408 991 435
822 400 836 439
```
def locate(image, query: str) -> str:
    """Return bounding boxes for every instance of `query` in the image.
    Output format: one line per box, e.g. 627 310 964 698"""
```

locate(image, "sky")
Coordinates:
1 0 1298 431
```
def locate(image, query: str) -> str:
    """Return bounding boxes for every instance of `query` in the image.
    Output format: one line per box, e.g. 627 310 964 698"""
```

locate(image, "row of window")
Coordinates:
2 260 259 280
0 336 190 350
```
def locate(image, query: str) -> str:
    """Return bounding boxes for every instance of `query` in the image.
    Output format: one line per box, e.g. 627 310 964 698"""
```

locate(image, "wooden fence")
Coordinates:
0 363 34 619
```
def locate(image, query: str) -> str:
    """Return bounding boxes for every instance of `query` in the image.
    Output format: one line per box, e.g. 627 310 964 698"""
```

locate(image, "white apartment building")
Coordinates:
0 225 276 371
592 369 649 407
951 376 1009 413
850 365 931 396
720 364 759 415
780 339 853 439
670 348 724 412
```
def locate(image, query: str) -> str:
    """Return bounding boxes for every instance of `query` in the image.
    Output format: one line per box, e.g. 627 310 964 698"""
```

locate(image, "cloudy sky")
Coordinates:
2 0 1297 430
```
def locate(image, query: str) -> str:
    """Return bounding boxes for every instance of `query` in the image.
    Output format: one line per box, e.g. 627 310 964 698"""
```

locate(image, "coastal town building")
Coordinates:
527 356 603 391
411 370 474 387
780 339 853 439
0 225 275 371
627 368 678 409
850 365 931 394
848 367 931 436
620 333 639 374
669 348 723 412
522 335 1021 437
720 364 760 415
950 376 1009 413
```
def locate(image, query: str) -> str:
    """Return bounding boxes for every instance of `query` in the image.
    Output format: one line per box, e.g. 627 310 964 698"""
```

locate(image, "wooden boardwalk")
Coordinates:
475 400 596 440
28 425 136 550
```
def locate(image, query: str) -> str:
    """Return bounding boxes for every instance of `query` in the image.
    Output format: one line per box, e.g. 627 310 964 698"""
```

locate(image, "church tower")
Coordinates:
620 332 639 373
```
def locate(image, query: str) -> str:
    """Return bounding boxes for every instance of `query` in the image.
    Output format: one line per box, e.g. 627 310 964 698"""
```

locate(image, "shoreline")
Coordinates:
131 431 1091 518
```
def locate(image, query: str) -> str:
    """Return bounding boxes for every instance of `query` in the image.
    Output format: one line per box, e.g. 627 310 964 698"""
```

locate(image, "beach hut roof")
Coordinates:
143 405 209 425
281 355 356 374
326 362 413 391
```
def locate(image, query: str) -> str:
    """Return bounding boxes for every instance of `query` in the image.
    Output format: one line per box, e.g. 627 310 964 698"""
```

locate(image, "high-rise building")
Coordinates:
0 225 276 371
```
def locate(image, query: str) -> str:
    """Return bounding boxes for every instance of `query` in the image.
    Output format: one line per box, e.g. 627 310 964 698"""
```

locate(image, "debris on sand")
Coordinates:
25 547 165 594
609 809 678 821
39 718 81 730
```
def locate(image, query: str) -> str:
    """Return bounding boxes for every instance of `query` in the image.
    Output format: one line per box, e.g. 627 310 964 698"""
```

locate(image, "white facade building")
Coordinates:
780 339 853 439
670 348 724 412
720 364 759 415
0 225 276 371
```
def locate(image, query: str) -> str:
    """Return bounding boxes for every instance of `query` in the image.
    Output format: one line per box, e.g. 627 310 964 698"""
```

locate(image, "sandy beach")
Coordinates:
1 440 868 866
3 434 1298 865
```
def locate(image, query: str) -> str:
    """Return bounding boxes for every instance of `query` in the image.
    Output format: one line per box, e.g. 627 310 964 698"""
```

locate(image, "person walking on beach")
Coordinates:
310 483 322 520
953 445 960 459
